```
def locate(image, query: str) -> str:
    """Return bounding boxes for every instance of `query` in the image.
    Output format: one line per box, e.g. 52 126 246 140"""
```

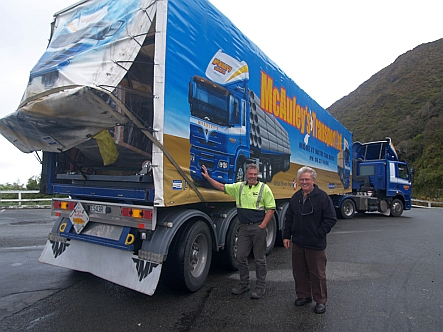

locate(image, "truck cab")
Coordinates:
352 138 412 216
189 75 249 185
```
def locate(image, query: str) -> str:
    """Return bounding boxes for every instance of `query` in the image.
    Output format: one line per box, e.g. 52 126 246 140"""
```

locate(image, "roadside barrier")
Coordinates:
411 199 443 209
0 190 51 208
1 191 442 209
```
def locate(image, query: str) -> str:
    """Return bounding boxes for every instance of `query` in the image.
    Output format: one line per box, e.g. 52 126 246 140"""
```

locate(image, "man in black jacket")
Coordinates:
283 166 337 314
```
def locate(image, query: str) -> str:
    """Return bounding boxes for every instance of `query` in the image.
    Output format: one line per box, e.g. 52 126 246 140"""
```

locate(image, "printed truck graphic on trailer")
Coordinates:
29 3 125 87
189 50 291 184
337 138 351 189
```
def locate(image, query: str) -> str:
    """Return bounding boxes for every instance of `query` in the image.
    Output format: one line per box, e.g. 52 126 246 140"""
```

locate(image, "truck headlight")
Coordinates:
218 161 228 169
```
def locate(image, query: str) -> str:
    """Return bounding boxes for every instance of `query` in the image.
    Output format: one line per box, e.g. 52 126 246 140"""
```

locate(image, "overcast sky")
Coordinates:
0 0 441 185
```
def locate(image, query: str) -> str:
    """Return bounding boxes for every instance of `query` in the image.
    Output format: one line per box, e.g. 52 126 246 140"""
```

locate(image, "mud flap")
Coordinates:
38 237 162 296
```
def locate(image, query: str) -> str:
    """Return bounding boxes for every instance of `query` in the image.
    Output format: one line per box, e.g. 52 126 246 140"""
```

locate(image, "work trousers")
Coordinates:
237 222 267 289
291 243 328 304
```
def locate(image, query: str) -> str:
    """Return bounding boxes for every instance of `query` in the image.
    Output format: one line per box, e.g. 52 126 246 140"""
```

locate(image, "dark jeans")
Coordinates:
291 243 328 303
237 222 267 289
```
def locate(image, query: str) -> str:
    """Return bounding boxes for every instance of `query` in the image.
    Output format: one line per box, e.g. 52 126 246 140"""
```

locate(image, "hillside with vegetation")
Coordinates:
328 38 443 198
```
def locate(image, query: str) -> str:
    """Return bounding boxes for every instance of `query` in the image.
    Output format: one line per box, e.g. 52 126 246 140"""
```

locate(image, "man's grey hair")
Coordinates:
246 164 259 172
297 166 317 180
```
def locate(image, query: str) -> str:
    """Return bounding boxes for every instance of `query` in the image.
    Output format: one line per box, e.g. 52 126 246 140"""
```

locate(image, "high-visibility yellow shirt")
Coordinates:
224 181 276 211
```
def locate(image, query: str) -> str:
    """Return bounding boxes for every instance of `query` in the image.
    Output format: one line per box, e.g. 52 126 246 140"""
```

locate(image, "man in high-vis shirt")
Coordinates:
201 163 276 299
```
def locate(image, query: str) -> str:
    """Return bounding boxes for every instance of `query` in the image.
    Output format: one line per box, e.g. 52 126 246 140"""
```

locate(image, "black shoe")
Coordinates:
295 298 312 306
314 303 326 314
232 284 250 295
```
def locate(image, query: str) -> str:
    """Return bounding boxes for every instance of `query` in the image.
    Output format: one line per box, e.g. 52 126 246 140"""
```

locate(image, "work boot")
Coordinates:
250 287 265 299
231 284 250 295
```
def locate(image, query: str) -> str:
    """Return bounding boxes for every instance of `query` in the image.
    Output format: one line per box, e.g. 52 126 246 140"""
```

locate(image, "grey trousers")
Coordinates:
237 222 267 289
291 243 328 304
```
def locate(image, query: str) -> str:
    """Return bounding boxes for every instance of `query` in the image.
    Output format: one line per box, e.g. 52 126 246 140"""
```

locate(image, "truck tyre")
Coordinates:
338 169 344 184
266 162 273 182
218 217 241 271
217 215 277 270
339 199 355 219
235 162 245 182
164 221 212 292
265 215 277 255
263 161 269 182
284 156 290 171
263 161 271 182
390 199 404 217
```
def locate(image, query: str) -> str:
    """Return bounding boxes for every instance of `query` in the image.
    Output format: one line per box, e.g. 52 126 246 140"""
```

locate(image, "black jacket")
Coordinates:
283 184 337 250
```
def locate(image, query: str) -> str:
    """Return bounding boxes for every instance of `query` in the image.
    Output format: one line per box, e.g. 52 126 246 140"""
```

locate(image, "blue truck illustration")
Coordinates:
189 50 290 184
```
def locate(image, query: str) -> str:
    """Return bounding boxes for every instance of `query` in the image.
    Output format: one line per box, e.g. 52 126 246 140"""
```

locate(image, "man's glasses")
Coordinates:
299 198 313 216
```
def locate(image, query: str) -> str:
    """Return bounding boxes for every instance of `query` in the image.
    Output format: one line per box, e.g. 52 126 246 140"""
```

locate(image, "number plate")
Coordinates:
90 204 106 214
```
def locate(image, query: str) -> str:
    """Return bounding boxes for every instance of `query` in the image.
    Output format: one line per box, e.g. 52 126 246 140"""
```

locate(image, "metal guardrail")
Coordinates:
411 199 443 209
0 190 51 207
1 191 442 209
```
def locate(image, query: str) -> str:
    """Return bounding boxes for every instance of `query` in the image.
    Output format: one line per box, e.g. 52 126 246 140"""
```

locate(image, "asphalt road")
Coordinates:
0 207 442 331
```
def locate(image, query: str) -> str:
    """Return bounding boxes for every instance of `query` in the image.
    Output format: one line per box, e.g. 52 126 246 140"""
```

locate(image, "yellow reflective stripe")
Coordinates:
237 182 265 210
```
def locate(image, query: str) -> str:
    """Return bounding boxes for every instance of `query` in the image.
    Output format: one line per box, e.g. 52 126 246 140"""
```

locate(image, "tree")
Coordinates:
0 181 25 190
26 175 40 190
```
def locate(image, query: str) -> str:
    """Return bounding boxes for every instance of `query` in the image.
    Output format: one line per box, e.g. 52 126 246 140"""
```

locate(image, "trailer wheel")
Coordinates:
266 163 273 182
218 217 241 271
262 161 268 182
164 221 212 292
390 199 404 217
217 215 277 271
235 162 245 182
339 199 355 219
265 215 277 255
284 156 290 171
338 169 344 184
263 161 271 182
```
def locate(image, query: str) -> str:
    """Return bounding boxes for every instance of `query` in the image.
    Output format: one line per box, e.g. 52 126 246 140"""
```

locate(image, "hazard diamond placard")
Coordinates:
69 202 90 234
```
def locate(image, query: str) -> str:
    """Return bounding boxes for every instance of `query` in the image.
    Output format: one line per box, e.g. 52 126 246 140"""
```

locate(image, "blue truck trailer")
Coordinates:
0 0 412 295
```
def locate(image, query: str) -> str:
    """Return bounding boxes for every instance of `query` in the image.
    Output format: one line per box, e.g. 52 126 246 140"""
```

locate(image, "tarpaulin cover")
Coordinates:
0 0 155 153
